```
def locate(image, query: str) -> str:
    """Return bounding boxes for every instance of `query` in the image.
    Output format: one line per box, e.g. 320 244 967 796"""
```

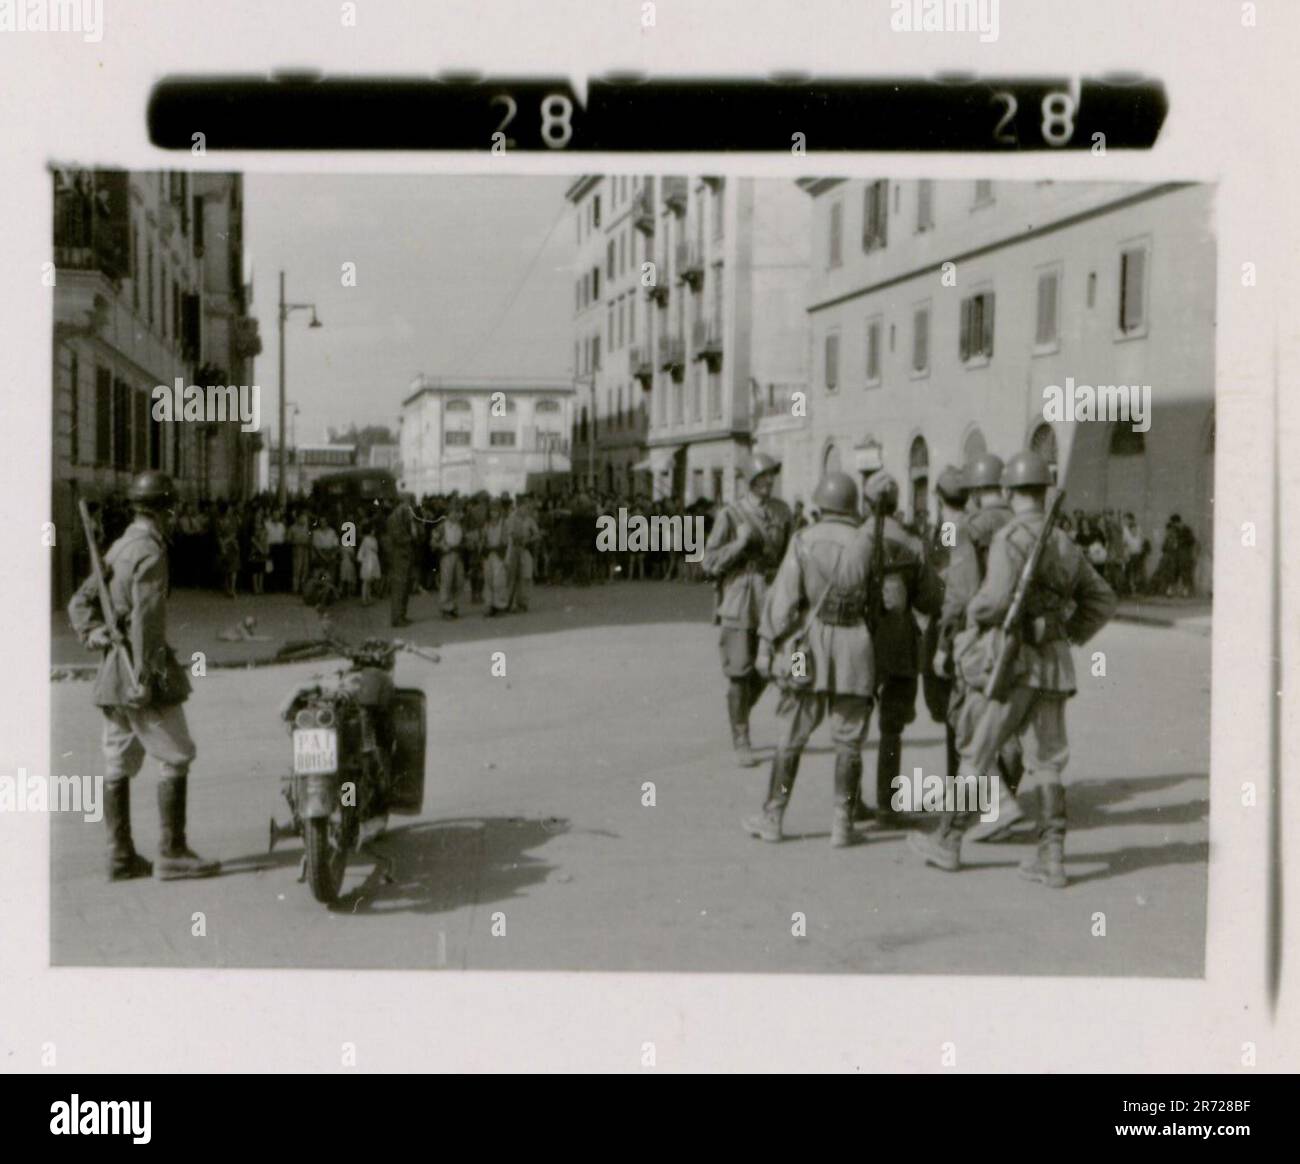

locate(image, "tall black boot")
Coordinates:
944 722 960 786
104 778 152 882
1019 783 1068 888
742 750 800 842
831 753 864 848
876 732 904 826
999 736 1025 797
156 775 220 881
727 681 758 768
745 672 768 716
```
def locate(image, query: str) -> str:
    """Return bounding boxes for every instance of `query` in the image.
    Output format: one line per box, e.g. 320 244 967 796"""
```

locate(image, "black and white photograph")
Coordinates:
1 0 1296 1095
46 170 1214 977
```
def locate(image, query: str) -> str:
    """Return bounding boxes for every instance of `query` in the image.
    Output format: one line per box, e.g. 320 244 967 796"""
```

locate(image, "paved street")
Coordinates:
50 581 1209 976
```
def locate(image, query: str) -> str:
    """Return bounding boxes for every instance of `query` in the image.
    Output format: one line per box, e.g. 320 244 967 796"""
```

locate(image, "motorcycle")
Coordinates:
270 631 439 904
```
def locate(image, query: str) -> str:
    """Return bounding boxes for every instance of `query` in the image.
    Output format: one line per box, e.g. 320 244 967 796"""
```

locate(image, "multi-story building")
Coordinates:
399 375 573 498
777 178 1215 591
51 167 261 604
261 442 357 496
567 175 811 506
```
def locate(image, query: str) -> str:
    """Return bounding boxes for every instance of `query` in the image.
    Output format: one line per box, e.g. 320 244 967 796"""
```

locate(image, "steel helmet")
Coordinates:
742 452 781 484
126 470 176 509
811 471 860 518
1002 449 1054 489
963 453 1005 491
864 469 899 510
935 465 968 506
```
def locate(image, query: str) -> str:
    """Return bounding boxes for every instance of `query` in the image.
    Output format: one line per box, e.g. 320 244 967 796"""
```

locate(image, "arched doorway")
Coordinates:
822 441 842 474
1030 422 1059 483
962 427 987 465
909 436 929 527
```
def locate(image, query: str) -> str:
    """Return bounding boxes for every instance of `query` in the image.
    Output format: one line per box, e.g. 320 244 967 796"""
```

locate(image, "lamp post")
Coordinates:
277 270 322 509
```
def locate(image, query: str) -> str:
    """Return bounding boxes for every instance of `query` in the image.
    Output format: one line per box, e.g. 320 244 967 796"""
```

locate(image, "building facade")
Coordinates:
399 375 573 498
567 175 811 506
51 167 261 604
773 178 1215 591
261 442 358 496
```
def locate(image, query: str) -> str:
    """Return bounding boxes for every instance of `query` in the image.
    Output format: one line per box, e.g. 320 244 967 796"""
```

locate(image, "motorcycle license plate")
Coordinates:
293 728 338 775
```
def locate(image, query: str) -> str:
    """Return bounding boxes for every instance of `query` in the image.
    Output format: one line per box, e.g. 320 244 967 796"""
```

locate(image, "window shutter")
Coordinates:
826 333 839 390
1122 248 1145 331
866 322 879 381
878 181 888 247
959 299 971 361
913 309 928 372
918 180 933 230
1035 274 1051 345
982 294 995 357
95 367 112 465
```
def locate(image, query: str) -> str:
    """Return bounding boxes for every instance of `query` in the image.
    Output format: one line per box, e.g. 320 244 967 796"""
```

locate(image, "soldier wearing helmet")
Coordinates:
700 452 792 768
935 450 1030 840
855 469 944 828
910 449 1117 888
67 471 220 883
744 470 874 846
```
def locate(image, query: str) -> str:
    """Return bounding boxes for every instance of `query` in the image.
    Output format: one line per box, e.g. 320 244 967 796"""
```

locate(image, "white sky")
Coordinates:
244 173 573 442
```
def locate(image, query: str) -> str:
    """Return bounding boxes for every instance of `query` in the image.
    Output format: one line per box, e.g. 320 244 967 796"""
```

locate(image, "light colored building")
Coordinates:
367 443 400 471
776 178 1215 591
399 375 573 497
51 167 260 604
567 175 811 505
261 442 357 496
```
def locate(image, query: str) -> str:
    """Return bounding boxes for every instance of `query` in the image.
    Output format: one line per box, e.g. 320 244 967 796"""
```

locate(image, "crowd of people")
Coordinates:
74 486 1202 613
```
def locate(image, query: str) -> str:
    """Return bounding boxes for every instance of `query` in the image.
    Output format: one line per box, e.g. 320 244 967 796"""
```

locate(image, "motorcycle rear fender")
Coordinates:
298 771 341 819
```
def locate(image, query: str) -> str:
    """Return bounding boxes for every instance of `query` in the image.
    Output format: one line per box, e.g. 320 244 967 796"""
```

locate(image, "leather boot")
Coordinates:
908 801 973 872
156 775 220 880
104 778 152 882
727 681 758 767
831 753 863 848
965 771 1025 843
875 732 904 827
1019 783 1067 888
742 750 799 842
999 738 1025 797
745 673 768 716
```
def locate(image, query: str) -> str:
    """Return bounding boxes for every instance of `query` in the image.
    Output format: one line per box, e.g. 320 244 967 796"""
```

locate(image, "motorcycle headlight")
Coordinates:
295 707 318 729
316 707 335 728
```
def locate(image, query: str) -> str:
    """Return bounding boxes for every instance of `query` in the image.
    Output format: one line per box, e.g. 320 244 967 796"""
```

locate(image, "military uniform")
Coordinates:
505 504 541 611
746 471 872 846
67 473 218 882
385 499 417 626
701 478 792 764
482 510 511 614
437 514 466 617
911 451 1118 887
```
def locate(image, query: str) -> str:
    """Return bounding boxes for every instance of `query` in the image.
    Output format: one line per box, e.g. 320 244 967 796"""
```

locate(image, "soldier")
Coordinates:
921 466 970 792
506 495 542 612
385 493 418 627
909 450 1118 887
482 498 512 615
437 499 466 619
744 471 873 847
67 470 220 882
945 452 1027 841
700 453 792 768
857 471 943 827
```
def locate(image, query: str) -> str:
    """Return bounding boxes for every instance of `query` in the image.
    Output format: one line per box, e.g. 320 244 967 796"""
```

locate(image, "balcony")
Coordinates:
233 315 263 359
662 176 688 215
646 281 669 308
53 169 130 282
676 241 704 289
633 186 655 235
629 345 654 388
692 317 723 369
658 334 686 379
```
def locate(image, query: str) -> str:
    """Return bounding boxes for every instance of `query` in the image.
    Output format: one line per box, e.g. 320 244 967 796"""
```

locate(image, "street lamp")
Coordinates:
277 270 323 509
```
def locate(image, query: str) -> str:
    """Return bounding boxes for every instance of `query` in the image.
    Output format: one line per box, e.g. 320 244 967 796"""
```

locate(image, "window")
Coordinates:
592 267 600 299
693 366 703 421
863 180 889 250
607 239 616 279
673 379 684 424
112 377 130 470
865 317 882 386
1035 265 1062 349
1087 271 1097 308
959 291 995 362
443 430 470 446
973 180 994 207
593 335 601 371
1119 243 1148 335
911 305 930 375
619 231 626 275
592 195 601 228
916 180 934 232
617 298 625 349
824 331 840 392
608 305 614 349
828 201 842 268
629 297 636 342
489 431 516 447
536 398 560 414
712 183 725 239
709 369 722 419
134 390 148 470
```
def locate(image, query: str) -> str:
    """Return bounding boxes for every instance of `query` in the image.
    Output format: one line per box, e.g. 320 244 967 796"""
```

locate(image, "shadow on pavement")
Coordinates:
1064 839 1210 886
1065 772 1209 832
334 815 570 915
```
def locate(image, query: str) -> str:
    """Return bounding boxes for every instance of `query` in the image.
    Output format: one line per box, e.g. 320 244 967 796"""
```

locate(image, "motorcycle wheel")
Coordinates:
304 809 358 904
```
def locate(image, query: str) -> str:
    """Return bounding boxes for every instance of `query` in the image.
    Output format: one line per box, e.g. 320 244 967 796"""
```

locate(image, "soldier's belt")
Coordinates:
818 594 866 626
